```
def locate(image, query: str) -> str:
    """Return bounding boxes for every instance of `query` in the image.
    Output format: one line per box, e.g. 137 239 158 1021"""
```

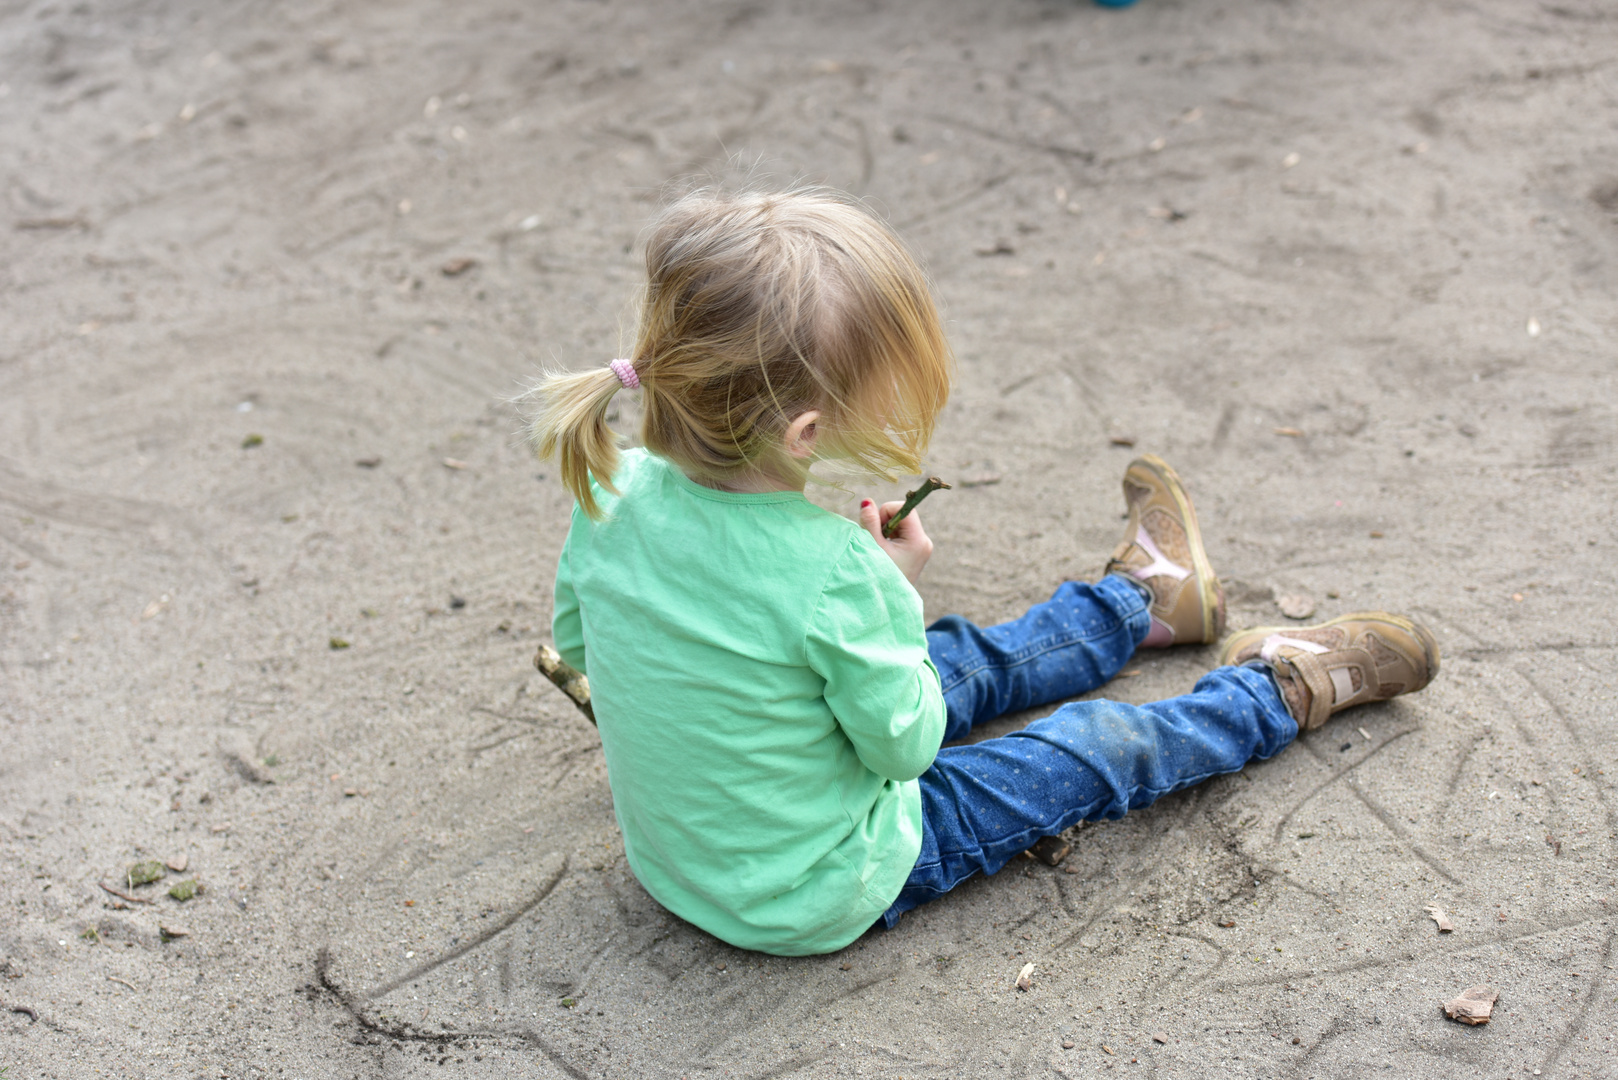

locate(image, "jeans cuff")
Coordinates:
1096 572 1153 649
1224 662 1299 741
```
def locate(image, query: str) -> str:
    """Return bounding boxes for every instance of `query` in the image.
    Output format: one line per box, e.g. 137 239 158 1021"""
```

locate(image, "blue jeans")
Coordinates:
881 574 1297 926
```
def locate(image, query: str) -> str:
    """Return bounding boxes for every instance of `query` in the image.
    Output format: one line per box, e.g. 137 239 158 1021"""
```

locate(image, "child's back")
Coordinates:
554 449 942 954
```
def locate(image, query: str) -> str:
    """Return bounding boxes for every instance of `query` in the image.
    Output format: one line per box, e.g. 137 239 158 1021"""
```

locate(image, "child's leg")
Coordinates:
888 609 1440 924
927 575 1150 743
928 455 1226 742
883 664 1296 924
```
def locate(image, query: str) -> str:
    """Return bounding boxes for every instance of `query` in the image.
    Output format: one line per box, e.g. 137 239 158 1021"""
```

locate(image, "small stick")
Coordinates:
882 476 951 539
107 976 137 992
534 644 595 725
98 882 153 905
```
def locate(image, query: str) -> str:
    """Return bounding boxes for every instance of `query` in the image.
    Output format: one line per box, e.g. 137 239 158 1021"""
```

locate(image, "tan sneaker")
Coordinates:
1219 613 1440 730
1104 455 1225 646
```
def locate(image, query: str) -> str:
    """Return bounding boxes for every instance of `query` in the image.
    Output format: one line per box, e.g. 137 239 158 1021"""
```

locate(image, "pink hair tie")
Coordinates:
608 358 640 390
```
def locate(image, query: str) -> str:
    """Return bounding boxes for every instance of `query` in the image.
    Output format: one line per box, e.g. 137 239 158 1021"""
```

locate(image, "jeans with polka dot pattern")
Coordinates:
881 573 1297 927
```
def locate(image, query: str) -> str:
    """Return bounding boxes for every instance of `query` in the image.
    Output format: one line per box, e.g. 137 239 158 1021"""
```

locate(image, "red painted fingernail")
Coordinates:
861 499 872 508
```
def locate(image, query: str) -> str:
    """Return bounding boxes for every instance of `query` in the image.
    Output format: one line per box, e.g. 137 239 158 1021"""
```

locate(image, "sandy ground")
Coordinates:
3 0 1617 1076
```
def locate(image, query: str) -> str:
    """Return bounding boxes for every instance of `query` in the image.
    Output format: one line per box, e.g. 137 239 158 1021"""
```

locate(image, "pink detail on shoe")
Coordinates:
1140 616 1175 648
1258 634 1331 662
1127 529 1191 583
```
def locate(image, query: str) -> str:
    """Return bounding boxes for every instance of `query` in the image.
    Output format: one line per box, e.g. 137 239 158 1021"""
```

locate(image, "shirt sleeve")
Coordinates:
551 514 587 675
804 534 945 782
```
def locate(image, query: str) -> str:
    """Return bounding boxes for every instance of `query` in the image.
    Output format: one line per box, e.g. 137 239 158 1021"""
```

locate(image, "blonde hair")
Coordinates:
528 187 953 519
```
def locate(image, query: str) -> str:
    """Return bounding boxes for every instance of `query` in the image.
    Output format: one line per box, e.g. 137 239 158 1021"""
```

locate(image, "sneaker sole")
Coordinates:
1134 454 1222 643
1219 611 1442 690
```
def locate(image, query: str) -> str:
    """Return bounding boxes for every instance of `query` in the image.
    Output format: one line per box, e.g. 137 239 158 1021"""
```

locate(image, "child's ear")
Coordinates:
783 410 821 459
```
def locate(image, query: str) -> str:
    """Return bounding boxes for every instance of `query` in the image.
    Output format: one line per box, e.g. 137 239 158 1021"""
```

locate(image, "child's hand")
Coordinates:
859 499 933 586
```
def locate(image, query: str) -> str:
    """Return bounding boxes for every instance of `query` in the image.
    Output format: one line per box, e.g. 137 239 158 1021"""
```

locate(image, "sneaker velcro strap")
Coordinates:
1284 650 1338 730
1286 646 1378 729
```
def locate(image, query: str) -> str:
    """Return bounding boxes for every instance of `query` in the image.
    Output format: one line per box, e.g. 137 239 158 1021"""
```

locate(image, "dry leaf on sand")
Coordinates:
1442 985 1497 1025
1424 904 1455 933
1277 594 1316 620
1027 836 1071 866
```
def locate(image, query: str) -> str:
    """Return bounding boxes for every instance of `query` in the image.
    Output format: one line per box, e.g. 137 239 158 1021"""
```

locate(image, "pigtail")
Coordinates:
527 366 627 521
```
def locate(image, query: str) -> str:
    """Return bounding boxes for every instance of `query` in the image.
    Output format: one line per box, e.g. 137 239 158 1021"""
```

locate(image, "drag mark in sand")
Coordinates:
362 855 568 999
1050 869 1151 955
1270 726 1417 844
1534 920 1614 1079
1341 776 1460 885
1285 1014 1355 1080
0 518 65 567
920 112 1096 164
1267 871 1333 902
741 1051 829 1080
547 745 605 791
313 877 589 1079
1211 901 1611 992
1442 731 1484 798
467 727 537 756
1449 640 1618 659
1145 929 1231 999
508 1027 592 1080
0 455 192 536
1279 726 1461 884
1515 662 1618 834
896 172 1013 231
795 964 911 1021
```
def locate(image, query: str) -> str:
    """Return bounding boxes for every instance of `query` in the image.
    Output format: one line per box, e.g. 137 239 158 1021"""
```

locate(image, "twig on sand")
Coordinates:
98 882 153 905
106 976 137 992
534 644 595 725
883 477 951 539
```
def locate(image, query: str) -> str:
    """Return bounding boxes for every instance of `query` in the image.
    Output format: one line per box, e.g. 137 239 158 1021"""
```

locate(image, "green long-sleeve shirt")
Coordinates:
552 449 945 955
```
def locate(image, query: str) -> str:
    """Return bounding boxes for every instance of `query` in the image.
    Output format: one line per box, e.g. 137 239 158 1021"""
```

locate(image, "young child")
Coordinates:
527 187 1438 957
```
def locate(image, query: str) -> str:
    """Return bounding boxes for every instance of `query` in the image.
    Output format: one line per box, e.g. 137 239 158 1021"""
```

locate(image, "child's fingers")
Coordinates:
858 498 884 541
860 498 933 585
880 500 919 539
